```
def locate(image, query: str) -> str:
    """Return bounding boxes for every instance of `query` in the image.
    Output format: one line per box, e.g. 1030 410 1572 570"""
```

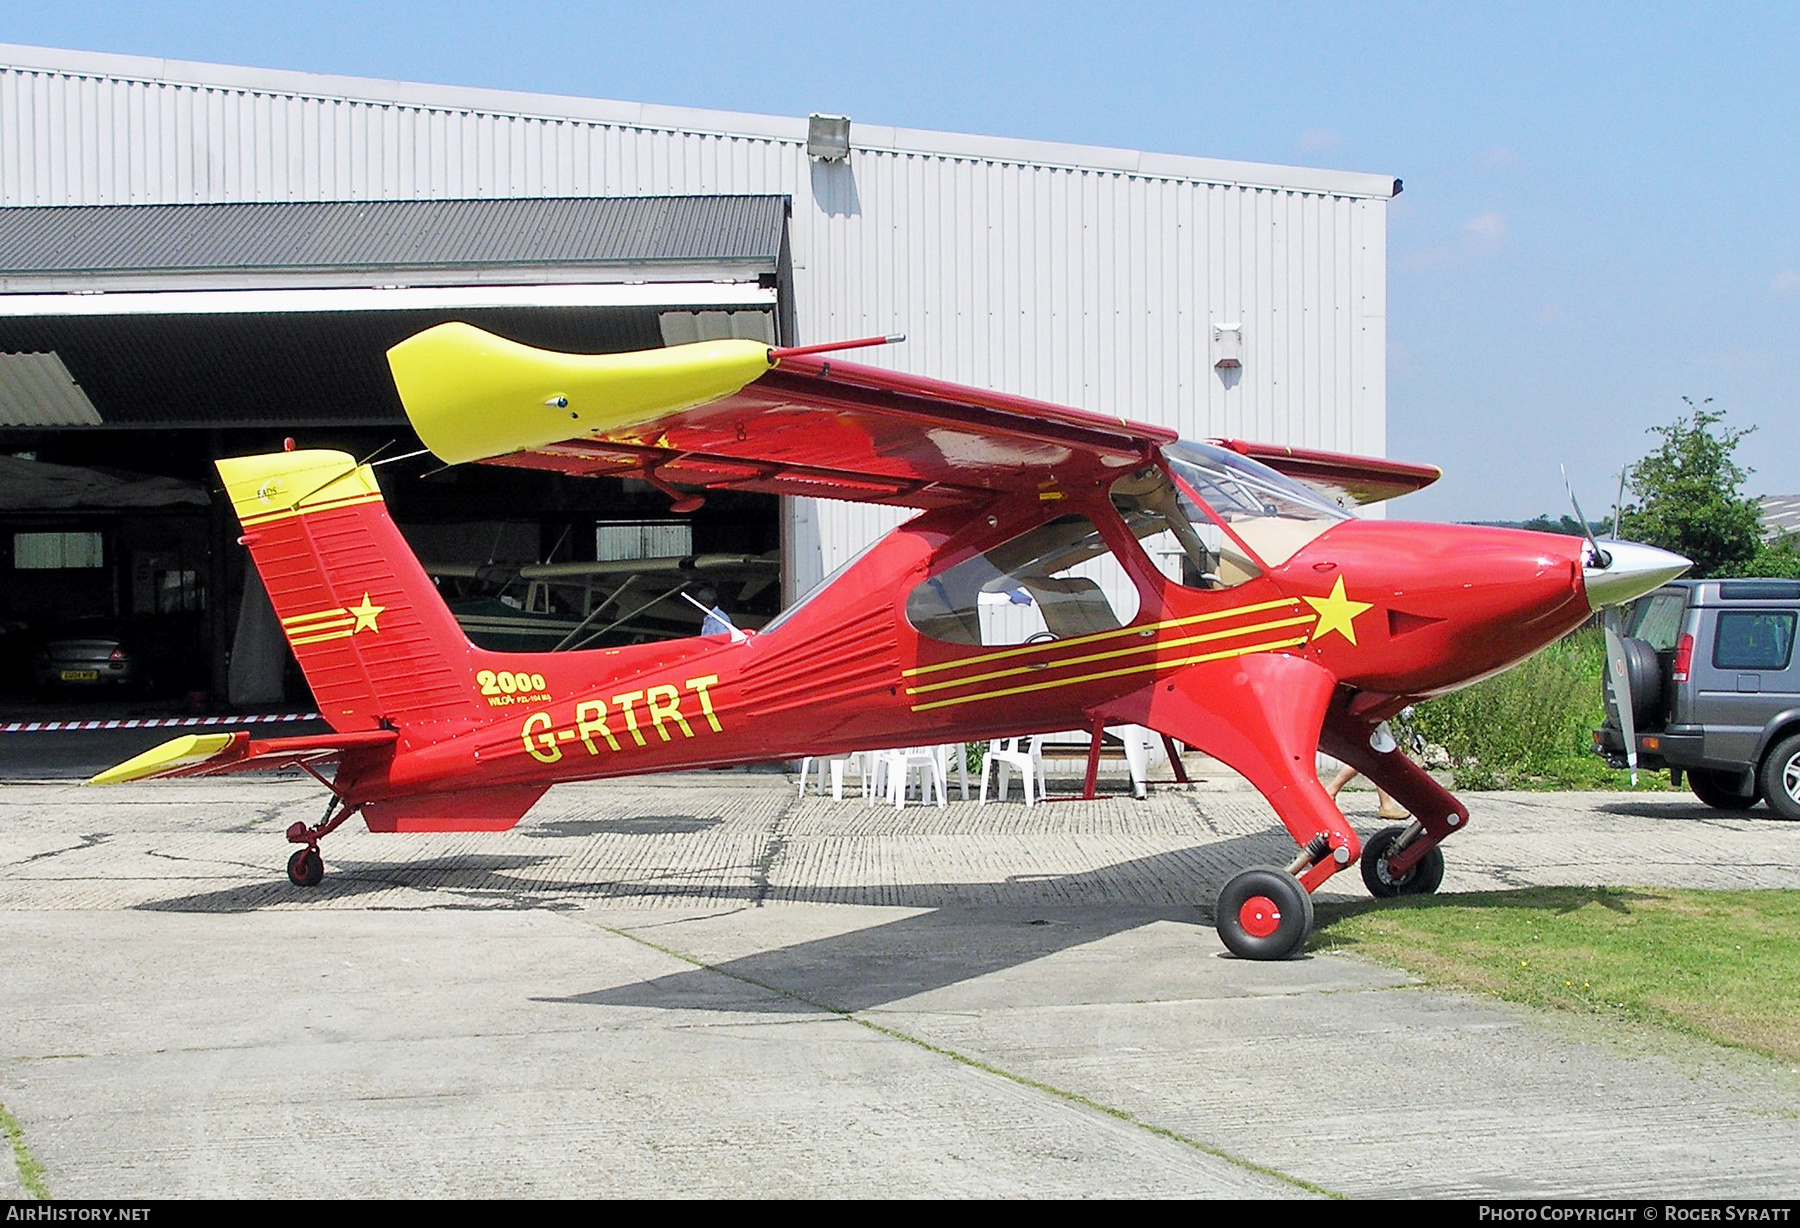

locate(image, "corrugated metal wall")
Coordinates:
0 46 1391 591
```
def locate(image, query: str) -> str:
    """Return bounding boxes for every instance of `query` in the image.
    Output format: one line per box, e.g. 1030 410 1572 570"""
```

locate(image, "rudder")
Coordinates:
218 449 482 733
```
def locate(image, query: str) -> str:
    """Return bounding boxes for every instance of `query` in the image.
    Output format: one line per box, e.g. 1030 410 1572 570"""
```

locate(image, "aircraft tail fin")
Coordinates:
216 449 480 732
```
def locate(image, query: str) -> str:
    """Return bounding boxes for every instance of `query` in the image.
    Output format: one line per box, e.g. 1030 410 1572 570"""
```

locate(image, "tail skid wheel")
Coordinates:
1215 865 1314 960
1360 825 1445 898
287 847 324 888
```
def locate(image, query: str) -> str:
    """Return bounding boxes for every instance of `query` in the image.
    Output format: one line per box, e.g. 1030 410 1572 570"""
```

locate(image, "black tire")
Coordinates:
1360 824 1446 898
1758 735 1800 822
1689 767 1760 811
1617 637 1664 729
287 847 324 887
1215 865 1314 960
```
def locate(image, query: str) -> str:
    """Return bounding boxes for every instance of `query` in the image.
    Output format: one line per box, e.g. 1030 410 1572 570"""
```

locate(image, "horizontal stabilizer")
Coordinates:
87 729 398 786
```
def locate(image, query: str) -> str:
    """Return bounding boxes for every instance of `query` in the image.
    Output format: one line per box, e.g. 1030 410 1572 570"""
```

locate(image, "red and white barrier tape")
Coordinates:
1 712 322 733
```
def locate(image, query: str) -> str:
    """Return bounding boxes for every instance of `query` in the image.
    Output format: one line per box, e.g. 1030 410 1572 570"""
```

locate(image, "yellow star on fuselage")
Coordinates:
1303 576 1372 646
348 593 386 634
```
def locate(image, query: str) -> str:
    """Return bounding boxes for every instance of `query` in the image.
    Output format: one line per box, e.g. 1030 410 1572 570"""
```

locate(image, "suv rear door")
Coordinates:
1696 602 1800 766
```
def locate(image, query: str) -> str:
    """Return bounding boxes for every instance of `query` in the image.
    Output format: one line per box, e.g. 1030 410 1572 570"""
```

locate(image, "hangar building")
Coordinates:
0 42 1399 711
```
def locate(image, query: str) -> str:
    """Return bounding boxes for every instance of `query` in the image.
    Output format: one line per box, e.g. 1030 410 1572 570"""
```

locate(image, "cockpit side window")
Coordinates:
906 514 1142 646
1110 466 1260 590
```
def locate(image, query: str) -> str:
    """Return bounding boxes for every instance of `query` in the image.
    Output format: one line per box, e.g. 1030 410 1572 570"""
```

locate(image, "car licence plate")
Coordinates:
60 669 100 682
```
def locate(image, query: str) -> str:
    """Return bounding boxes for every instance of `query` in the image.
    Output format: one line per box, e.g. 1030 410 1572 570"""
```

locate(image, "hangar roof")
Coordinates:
0 195 789 293
0 196 788 428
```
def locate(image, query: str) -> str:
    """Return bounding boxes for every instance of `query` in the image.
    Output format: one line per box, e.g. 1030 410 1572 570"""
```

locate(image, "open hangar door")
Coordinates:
0 197 792 715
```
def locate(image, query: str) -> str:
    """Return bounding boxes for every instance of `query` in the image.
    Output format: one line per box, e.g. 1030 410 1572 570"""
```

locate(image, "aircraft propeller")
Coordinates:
1561 466 1686 785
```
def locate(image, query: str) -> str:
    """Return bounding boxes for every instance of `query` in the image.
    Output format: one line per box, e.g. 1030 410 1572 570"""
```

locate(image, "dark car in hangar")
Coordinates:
30 617 161 699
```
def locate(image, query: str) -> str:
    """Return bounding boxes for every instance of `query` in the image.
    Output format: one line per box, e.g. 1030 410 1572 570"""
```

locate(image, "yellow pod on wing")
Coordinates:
387 322 774 465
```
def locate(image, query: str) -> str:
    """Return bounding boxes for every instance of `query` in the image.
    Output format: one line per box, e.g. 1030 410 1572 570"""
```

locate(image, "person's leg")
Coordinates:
1325 765 1358 798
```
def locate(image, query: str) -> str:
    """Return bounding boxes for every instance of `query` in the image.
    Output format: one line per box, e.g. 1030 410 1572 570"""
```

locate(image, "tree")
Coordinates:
1617 399 1765 578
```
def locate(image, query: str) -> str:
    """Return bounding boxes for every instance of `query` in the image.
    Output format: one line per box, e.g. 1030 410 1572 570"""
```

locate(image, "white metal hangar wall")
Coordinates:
0 42 1398 597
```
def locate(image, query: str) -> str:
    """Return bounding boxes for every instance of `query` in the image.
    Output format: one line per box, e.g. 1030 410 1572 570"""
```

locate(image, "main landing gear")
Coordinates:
283 795 359 887
1216 865 1315 960
1358 823 1445 898
1214 822 1450 959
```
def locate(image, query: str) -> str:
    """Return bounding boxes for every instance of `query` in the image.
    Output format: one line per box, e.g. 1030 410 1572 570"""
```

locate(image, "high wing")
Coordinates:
389 323 1174 508
387 323 1437 508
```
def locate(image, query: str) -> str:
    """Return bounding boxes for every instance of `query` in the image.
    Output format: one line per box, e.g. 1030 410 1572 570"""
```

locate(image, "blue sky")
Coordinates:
4 1 1797 521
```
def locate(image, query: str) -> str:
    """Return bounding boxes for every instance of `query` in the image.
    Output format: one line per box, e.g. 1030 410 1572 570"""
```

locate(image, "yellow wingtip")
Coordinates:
87 733 240 786
387 323 773 466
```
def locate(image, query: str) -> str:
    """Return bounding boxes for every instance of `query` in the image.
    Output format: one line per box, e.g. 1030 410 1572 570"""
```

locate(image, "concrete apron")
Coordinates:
2 772 1798 1198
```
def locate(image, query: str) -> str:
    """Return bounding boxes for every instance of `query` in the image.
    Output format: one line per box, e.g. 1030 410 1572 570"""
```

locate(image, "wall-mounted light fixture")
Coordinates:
807 114 852 162
1212 322 1243 370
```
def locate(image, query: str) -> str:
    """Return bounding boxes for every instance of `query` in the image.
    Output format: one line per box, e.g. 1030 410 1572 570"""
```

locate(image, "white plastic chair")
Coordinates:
797 752 868 801
942 742 971 800
979 736 1048 806
869 746 948 809
1113 724 1157 801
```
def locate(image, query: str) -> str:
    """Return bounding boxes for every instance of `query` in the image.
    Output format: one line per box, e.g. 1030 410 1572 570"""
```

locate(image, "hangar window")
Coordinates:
597 520 693 561
13 531 104 570
907 515 1141 646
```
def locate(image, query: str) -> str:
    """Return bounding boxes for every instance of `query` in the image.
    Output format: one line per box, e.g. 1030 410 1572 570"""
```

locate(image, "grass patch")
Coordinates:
0 1100 48 1199
1407 629 1669 790
1313 886 1800 1063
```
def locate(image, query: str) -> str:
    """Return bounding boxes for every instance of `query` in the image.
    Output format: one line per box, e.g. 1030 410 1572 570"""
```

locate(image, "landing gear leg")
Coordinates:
1088 653 1349 961
1319 704 1468 901
283 794 358 888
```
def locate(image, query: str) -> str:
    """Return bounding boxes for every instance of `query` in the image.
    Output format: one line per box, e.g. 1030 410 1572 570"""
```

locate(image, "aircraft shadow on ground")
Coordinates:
133 853 567 913
534 831 1295 1015
542 902 1193 1015
133 828 1301 1006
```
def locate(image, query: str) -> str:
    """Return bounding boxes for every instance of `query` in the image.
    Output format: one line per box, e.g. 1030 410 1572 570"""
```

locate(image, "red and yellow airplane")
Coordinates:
90 324 1687 958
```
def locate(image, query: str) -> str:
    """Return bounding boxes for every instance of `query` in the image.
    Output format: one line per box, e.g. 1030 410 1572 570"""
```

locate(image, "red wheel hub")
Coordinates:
1237 895 1282 938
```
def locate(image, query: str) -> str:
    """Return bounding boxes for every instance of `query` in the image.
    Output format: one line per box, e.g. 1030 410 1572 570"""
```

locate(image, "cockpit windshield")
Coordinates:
1164 441 1352 527
1111 442 1350 590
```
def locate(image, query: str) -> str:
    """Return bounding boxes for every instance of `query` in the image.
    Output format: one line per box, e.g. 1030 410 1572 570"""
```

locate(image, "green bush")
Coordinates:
1406 629 1650 790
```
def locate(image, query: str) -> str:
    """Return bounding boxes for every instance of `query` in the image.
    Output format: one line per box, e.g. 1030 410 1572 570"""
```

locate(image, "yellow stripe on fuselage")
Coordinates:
900 596 1304 679
906 612 1318 696
908 634 1312 712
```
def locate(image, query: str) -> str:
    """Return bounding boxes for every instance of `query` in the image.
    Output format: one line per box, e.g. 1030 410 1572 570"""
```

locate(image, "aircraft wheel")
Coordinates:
1360 825 1445 898
1215 866 1314 960
287 847 325 888
1690 768 1759 811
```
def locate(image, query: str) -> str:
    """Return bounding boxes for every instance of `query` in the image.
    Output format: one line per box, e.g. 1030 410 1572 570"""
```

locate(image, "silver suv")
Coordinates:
1594 579 1800 818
